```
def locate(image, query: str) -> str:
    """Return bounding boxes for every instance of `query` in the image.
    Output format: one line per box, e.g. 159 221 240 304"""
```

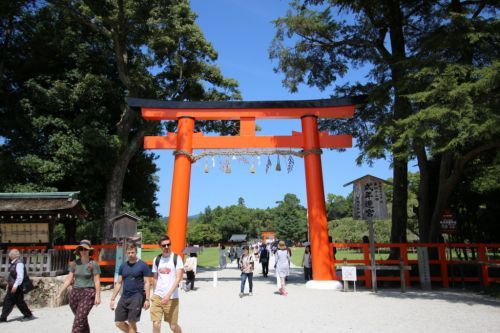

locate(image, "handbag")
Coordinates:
22 277 35 293
22 264 36 293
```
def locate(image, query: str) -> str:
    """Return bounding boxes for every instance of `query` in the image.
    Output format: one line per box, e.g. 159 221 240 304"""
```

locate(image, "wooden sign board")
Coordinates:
0 223 49 243
351 177 389 220
440 210 457 234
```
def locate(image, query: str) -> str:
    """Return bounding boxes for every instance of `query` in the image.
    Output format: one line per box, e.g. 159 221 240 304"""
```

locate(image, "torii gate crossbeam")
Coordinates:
129 97 359 282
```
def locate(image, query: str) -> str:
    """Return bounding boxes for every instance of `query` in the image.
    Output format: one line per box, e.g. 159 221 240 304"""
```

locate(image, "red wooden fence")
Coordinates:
8 243 500 287
331 243 500 288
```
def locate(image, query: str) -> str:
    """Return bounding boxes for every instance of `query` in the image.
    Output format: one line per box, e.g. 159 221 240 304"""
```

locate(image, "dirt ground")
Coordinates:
2 258 500 332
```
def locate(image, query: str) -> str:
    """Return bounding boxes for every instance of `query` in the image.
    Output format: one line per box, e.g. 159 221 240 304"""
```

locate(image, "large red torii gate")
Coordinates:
128 97 357 282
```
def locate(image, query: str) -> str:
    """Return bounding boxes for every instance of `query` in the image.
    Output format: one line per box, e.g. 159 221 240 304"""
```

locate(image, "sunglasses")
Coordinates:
161 243 171 248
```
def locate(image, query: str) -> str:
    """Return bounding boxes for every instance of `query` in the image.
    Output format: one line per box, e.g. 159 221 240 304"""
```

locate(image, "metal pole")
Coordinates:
368 219 377 292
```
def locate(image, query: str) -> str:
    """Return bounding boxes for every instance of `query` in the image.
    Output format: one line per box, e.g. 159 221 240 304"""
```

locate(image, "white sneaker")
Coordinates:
239 292 244 298
249 292 253 296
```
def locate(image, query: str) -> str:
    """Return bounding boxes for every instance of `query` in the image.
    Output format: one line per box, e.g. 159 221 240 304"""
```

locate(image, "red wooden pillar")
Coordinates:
478 244 490 287
167 117 195 255
363 243 372 288
401 245 411 287
439 244 449 288
301 115 334 280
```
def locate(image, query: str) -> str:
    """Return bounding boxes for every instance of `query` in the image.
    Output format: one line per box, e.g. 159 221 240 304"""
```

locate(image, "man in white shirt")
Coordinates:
0 249 33 322
150 235 184 333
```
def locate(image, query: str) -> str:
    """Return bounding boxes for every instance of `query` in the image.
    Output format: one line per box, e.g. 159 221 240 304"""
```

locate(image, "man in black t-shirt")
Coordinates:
110 242 152 333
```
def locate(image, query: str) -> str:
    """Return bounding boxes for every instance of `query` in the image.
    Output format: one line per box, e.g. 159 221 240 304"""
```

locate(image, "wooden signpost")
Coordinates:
344 175 391 292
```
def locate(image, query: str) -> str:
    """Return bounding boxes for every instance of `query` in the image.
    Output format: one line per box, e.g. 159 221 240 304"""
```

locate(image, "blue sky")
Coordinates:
153 0 399 217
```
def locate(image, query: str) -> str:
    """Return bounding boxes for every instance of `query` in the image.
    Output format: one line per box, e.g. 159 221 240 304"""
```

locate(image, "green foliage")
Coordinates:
326 193 352 220
0 1 242 242
448 151 500 243
396 61 500 157
185 194 308 244
187 222 222 245
269 0 434 162
330 218 391 243
385 172 419 235
270 1 500 245
330 217 419 243
272 194 307 243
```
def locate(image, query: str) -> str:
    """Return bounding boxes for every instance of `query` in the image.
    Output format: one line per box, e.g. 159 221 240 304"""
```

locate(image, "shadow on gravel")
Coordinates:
372 289 500 307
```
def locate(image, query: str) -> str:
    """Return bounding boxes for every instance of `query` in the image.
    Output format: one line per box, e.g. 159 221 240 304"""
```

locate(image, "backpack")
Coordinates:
260 249 269 263
154 253 178 271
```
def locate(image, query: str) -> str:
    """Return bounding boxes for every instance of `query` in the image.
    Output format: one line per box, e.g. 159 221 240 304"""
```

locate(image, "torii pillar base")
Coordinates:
306 280 343 290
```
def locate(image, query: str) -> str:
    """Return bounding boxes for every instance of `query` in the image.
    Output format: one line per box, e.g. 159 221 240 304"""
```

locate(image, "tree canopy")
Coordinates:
270 0 500 243
0 1 241 241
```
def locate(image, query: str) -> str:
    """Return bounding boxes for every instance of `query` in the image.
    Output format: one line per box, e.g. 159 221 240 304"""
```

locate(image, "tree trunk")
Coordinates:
390 158 408 243
102 124 153 241
387 0 409 257
427 143 500 242
429 152 455 242
416 144 431 242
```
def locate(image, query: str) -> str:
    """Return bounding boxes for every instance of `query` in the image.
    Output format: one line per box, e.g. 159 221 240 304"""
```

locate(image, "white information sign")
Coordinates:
341 266 357 281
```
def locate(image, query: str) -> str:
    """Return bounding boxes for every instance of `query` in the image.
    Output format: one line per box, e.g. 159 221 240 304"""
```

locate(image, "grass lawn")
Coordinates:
141 247 220 268
290 247 419 267
140 247 418 268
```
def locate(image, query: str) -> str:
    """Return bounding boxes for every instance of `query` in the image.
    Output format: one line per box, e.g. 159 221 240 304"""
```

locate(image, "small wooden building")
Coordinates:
0 192 87 248
229 234 247 243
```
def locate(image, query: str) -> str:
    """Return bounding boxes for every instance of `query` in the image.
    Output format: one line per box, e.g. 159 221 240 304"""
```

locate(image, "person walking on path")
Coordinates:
56 239 101 333
219 244 227 269
275 241 290 296
0 249 34 323
184 253 197 291
236 245 243 268
302 245 312 281
259 243 269 277
239 246 254 298
110 242 152 333
150 235 184 333
228 245 235 264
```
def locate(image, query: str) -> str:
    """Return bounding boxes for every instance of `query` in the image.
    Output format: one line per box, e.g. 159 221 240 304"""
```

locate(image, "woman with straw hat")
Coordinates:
275 240 290 295
56 239 101 333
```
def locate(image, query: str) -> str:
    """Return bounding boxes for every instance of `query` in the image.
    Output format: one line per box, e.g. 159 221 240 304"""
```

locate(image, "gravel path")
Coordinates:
2 257 500 332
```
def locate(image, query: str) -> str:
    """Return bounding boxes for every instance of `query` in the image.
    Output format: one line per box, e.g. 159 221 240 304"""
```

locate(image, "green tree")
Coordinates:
1 1 241 242
273 193 307 243
0 4 160 241
326 193 352 220
450 151 500 243
49 0 241 241
330 218 391 243
187 222 221 245
269 0 437 248
395 2 500 241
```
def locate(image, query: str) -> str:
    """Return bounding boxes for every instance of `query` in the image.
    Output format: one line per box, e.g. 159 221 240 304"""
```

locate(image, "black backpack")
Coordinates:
154 253 178 270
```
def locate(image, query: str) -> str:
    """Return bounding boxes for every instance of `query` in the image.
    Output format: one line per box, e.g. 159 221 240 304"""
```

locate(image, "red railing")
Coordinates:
7 243 162 283
8 243 500 287
330 243 500 288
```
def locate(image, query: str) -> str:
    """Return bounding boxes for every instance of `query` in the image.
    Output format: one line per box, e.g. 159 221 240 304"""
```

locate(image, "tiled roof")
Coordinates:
0 192 87 217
